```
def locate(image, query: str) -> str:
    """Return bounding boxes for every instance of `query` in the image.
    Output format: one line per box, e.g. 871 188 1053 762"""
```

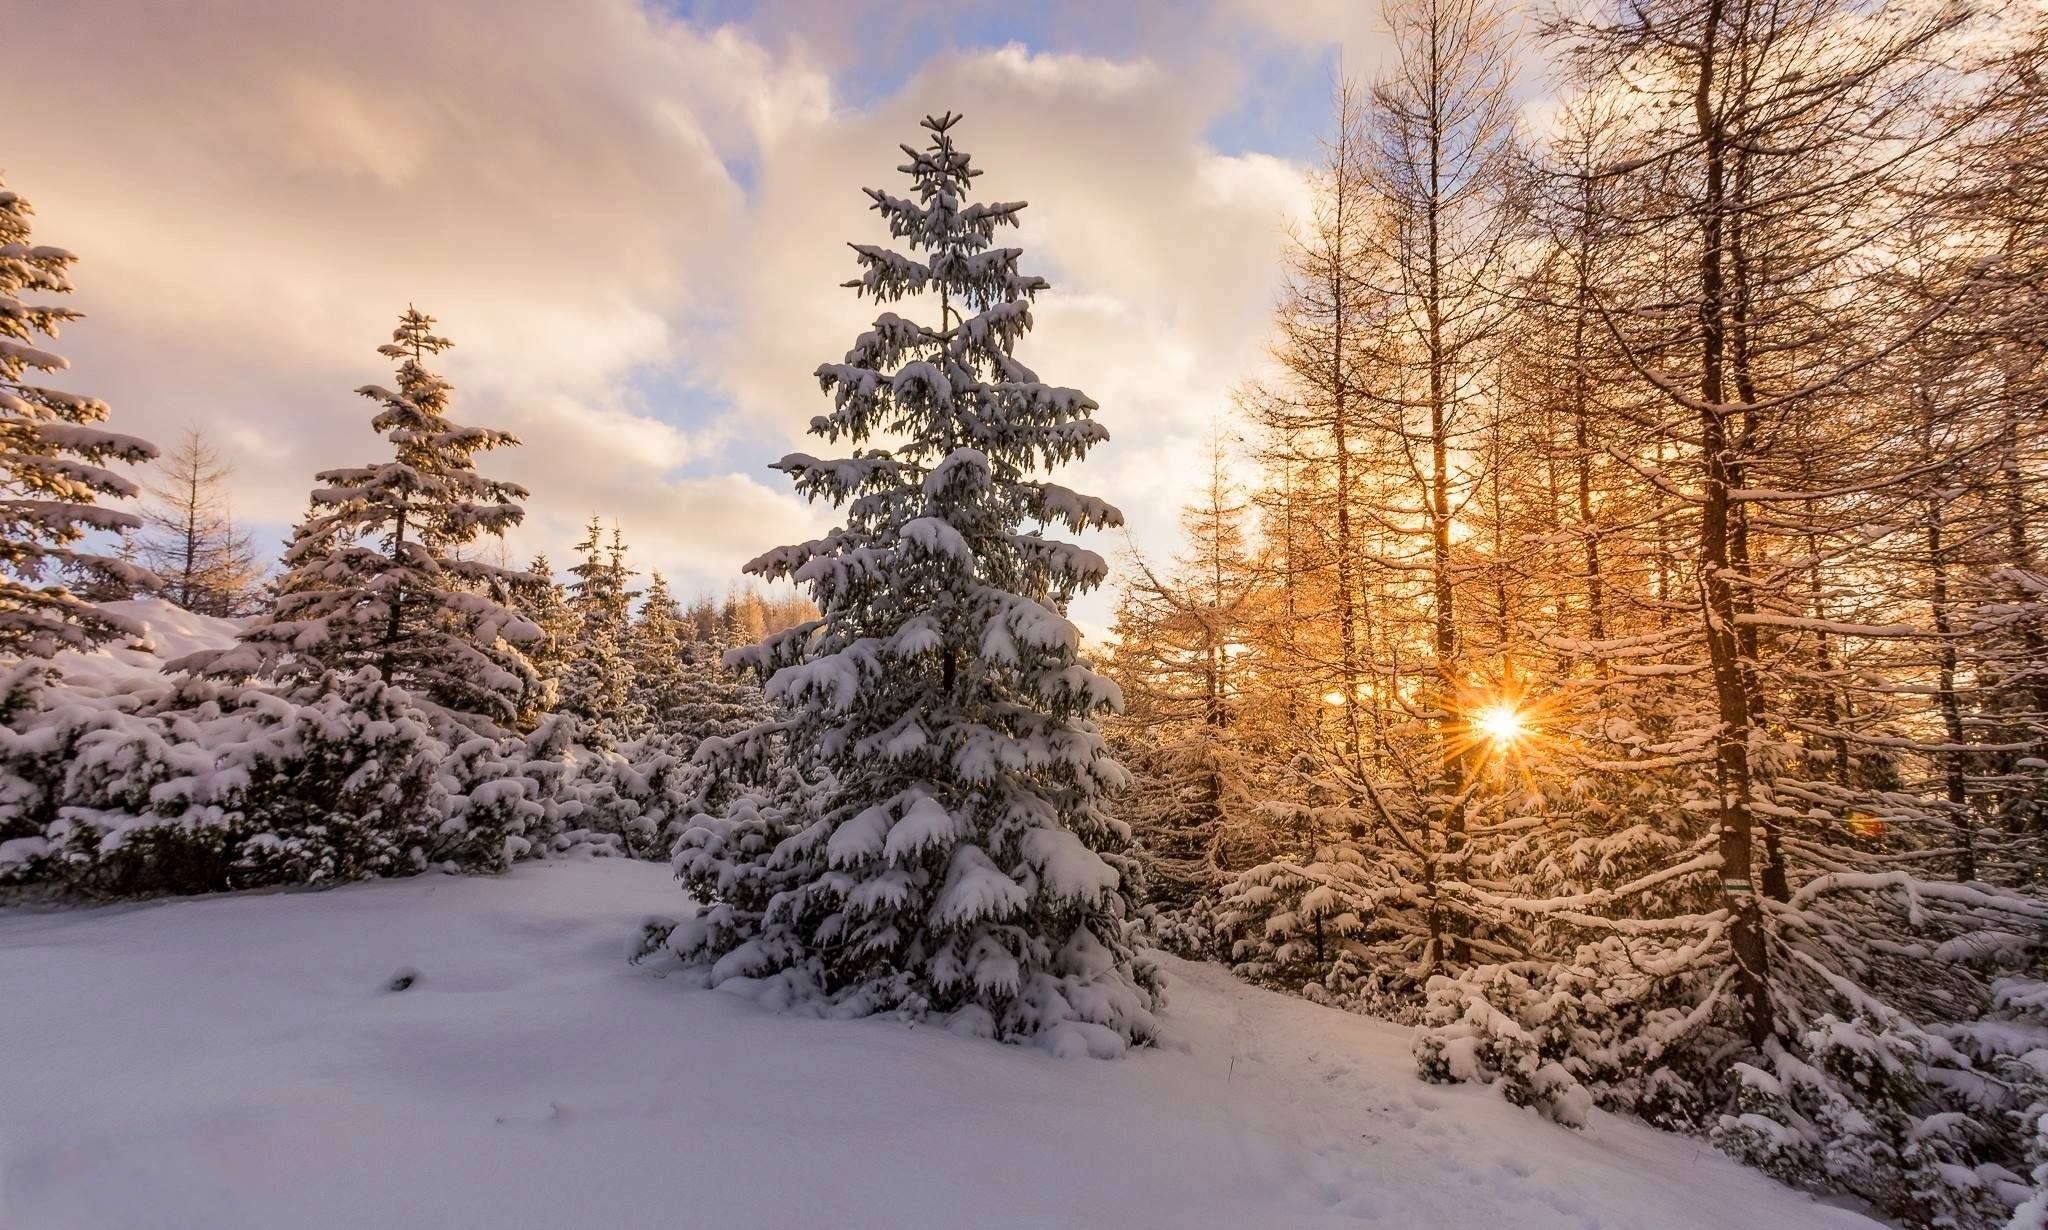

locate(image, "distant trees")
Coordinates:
511 552 579 725
137 427 261 617
1105 435 1272 943
630 569 770 745
0 173 157 655
628 569 687 733
559 516 638 743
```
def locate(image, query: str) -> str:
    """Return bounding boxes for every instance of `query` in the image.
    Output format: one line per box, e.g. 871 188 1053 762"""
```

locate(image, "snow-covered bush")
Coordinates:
647 762 834 980
0 600 709 899
1713 1019 2023 1230
572 733 715 861
1416 965 1605 1128
1216 846 1374 1001
1414 870 2048 1229
0 663 546 897
1145 892 1227 960
1413 938 1723 1131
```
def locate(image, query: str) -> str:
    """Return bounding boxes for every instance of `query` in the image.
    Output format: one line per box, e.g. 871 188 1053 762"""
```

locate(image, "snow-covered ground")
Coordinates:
0 859 1879 1230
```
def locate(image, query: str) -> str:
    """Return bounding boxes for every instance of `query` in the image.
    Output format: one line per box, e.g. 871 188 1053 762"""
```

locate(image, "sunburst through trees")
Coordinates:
1105 0 2048 1222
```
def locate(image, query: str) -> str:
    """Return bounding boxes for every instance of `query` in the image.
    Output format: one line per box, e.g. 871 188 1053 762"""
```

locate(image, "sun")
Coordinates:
1472 703 1528 747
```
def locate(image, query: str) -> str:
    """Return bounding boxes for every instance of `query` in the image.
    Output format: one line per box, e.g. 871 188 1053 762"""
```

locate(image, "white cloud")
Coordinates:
11 0 1308 620
1222 0 1399 74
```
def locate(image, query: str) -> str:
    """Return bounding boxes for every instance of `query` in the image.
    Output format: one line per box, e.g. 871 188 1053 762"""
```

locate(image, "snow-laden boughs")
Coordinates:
0 174 157 656
179 309 539 728
1710 1015 2031 1230
1215 837 1412 1016
0 663 542 897
653 113 1160 1054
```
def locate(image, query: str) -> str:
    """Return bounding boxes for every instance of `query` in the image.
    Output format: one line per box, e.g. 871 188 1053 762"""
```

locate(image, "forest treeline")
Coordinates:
1100 0 2047 1224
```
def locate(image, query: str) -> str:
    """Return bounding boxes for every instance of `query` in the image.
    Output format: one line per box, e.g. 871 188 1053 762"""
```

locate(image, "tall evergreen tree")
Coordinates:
660 113 1159 1053
183 309 538 728
0 174 157 655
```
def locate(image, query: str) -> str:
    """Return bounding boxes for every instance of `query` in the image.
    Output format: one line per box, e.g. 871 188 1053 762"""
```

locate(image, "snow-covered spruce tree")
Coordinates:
559 517 637 744
180 309 539 729
510 553 579 728
664 634 769 757
0 174 157 656
657 113 1159 1055
630 570 690 736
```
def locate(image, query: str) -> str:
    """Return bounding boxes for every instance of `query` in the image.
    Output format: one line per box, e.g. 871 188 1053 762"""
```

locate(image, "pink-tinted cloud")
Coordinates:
12 0 1313 628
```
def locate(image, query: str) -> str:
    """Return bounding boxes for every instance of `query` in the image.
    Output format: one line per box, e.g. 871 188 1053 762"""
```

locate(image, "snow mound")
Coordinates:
50 597 242 696
0 859 1883 1230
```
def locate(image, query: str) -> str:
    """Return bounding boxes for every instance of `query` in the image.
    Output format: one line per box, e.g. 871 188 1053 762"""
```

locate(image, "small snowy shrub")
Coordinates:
1146 894 1226 961
1412 940 1730 1132
0 665 573 898
1215 845 1408 1016
1712 1018 2018 1229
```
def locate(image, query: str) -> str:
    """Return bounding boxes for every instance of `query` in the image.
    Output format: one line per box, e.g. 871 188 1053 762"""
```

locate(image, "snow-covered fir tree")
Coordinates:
0 174 157 656
559 516 637 743
181 308 539 728
664 636 770 753
512 553 580 728
655 112 1160 1054
630 571 690 735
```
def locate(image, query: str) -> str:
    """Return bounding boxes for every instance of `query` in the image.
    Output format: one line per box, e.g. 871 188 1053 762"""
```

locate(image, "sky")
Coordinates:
10 0 1395 636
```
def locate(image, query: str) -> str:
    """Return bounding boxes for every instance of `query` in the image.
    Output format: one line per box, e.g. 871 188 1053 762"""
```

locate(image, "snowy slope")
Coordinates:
0 860 1880 1230
46 598 242 697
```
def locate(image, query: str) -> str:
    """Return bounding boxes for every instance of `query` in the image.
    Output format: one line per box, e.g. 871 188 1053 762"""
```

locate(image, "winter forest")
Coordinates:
4 0 2048 1227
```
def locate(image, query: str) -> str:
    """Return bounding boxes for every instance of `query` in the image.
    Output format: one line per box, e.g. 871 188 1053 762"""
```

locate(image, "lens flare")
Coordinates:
1473 703 1527 747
